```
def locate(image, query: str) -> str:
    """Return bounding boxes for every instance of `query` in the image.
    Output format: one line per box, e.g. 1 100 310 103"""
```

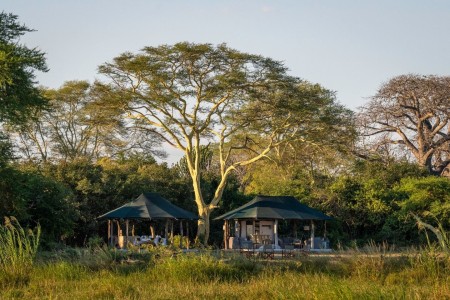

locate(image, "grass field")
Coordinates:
1 247 449 300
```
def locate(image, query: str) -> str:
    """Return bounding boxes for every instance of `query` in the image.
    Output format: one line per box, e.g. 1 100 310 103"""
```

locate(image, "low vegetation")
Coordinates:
0 217 41 287
0 244 449 299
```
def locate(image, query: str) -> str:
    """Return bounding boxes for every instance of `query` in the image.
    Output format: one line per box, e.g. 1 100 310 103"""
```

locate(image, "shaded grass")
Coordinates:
1 249 450 299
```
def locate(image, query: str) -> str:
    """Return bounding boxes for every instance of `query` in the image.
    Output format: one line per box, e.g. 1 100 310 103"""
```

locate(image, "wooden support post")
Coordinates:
179 221 183 248
186 221 190 250
170 220 174 244
107 220 111 246
132 223 135 237
116 220 121 247
293 221 298 239
223 220 228 250
253 220 256 235
229 221 232 246
125 220 129 248
150 224 155 239
111 220 114 247
115 220 120 235
274 219 279 247
311 220 315 250
165 219 169 241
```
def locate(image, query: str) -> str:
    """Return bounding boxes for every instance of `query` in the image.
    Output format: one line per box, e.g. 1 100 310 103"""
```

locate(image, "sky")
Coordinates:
3 0 450 162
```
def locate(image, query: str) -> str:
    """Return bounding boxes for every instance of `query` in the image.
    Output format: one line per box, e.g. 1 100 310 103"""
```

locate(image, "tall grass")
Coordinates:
0 217 41 286
150 253 262 283
411 213 450 252
1 247 450 299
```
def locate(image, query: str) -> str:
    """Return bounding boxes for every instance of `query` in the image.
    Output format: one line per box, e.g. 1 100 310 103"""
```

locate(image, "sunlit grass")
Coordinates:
1 247 450 299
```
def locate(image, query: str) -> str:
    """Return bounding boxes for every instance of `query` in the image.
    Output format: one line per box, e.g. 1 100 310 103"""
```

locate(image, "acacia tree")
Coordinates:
98 42 353 242
10 81 163 162
9 81 112 161
359 75 450 176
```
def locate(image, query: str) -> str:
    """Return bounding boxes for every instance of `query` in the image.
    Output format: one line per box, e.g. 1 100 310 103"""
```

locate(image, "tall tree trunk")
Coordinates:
190 165 211 244
418 154 439 176
196 205 211 244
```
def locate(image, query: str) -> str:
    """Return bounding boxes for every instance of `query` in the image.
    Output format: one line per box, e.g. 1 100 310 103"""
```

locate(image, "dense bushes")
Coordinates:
315 161 450 246
0 165 74 244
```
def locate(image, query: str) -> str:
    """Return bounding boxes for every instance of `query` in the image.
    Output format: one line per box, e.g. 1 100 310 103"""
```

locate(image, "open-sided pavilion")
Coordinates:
215 195 332 250
98 192 198 248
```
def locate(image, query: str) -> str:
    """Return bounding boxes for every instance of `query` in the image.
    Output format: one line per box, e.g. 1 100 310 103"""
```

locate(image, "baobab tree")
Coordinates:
359 74 450 176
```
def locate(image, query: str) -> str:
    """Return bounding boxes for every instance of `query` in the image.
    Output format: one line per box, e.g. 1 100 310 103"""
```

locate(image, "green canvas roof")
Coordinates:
97 192 198 220
214 195 332 221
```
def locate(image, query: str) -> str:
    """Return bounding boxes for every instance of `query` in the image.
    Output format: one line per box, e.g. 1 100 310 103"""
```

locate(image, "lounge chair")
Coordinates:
282 245 295 258
261 244 274 259
240 241 255 259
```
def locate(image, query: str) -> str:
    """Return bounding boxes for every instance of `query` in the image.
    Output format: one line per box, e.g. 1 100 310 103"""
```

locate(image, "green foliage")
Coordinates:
35 157 193 246
0 132 13 167
320 160 430 245
0 217 41 286
86 235 104 250
239 158 443 247
171 235 191 249
19 164 75 243
395 177 450 224
0 164 74 243
244 162 311 198
0 12 47 125
0 167 28 220
0 11 47 165
379 176 450 245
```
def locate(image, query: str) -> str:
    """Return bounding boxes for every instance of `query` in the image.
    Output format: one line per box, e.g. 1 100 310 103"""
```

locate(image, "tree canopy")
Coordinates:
98 42 354 242
0 12 47 125
9 81 161 162
358 74 450 176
